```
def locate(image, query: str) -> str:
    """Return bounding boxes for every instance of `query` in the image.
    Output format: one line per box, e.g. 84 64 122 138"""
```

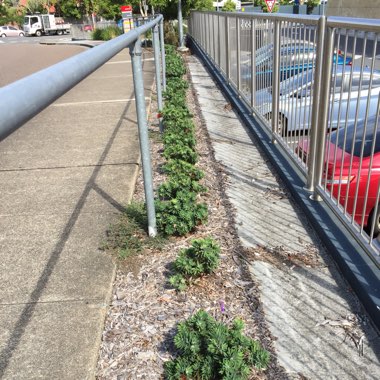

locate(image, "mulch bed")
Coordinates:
96 52 289 380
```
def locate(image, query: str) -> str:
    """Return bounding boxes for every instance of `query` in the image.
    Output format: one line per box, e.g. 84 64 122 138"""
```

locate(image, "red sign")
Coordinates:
265 0 275 12
120 5 132 12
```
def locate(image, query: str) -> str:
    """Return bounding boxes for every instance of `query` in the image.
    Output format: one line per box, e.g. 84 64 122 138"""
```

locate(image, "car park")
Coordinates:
297 115 380 235
256 66 380 135
239 42 352 91
0 25 25 37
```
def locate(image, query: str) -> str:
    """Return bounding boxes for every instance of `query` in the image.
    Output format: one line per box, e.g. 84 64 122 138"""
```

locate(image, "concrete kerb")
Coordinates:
187 36 380 333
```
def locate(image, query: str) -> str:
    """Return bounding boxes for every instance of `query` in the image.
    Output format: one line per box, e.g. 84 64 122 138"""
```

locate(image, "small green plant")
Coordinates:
163 130 196 149
164 310 270 379
155 191 208 236
158 178 206 200
163 143 198 164
169 238 220 290
166 54 187 77
163 159 204 180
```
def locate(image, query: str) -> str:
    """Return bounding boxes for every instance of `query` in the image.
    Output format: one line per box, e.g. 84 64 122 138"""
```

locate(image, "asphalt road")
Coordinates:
0 42 87 87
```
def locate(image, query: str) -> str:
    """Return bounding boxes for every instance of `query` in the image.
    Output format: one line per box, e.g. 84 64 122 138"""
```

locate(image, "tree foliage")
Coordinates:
222 0 236 12
0 0 25 26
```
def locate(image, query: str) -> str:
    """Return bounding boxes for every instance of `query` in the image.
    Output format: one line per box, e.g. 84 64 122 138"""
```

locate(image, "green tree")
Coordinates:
1 1 24 26
222 0 236 12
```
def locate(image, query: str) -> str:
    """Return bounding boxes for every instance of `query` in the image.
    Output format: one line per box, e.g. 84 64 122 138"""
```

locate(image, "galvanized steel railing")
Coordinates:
0 15 166 237
189 11 380 266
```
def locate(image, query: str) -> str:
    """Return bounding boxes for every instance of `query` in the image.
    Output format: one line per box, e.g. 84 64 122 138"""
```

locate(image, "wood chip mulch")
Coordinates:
96 53 289 380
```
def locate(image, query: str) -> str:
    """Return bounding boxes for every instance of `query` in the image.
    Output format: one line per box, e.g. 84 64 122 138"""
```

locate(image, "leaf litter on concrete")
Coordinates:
96 53 289 380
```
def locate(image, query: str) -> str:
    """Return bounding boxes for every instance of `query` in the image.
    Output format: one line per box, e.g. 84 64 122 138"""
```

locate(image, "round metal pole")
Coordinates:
152 23 163 133
306 16 326 191
159 20 166 92
178 0 184 48
129 39 157 237
312 26 335 201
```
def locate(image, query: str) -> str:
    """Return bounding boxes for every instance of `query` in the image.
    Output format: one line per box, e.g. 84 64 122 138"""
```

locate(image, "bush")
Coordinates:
169 238 220 290
155 191 208 236
164 310 270 379
92 26 122 41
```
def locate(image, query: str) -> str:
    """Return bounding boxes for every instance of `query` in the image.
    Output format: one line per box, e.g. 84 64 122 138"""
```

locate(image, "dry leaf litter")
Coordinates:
96 53 298 380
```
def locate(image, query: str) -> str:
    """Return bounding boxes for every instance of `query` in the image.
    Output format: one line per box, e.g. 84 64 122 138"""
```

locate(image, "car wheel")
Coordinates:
278 113 288 137
35 30 42 37
19 32 25 37
57 30 63 35
1 34 6 38
367 206 380 237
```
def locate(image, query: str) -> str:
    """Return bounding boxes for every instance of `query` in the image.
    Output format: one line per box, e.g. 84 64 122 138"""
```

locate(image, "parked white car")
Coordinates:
256 66 380 135
0 25 25 37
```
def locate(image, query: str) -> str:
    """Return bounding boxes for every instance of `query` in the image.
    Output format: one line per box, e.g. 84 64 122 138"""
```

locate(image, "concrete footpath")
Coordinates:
188 54 380 379
0 47 155 379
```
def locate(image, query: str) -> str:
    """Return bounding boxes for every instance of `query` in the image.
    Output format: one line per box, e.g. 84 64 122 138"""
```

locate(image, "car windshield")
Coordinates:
329 116 380 157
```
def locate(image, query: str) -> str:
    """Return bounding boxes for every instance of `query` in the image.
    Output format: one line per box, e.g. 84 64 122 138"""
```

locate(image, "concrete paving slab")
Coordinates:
0 46 155 378
0 301 108 380
0 164 138 215
0 102 140 169
188 54 380 379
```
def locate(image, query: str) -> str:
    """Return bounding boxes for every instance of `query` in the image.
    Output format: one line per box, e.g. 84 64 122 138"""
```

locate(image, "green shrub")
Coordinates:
163 159 205 180
155 191 208 236
166 54 187 77
163 143 198 164
164 310 270 379
163 103 192 122
92 26 122 41
158 178 206 199
162 129 196 149
169 238 220 290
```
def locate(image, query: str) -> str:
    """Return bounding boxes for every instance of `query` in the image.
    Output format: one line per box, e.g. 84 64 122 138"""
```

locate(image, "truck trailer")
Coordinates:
23 14 71 36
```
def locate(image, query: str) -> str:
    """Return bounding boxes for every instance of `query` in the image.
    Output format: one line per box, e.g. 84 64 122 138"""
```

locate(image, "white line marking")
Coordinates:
52 97 150 107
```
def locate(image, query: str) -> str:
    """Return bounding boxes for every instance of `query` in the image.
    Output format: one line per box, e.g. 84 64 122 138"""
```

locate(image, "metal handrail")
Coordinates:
0 15 163 141
0 14 164 236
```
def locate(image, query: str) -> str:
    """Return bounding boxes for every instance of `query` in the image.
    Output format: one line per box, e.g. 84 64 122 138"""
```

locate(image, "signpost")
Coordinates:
120 5 133 33
265 0 275 13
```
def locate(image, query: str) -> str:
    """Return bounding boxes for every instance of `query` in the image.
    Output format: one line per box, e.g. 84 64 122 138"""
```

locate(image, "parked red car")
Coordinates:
298 115 380 235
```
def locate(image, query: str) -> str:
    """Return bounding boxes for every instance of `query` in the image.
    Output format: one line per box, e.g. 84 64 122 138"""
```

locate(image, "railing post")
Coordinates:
237 16 241 92
129 38 157 237
152 23 164 133
251 19 256 107
271 20 281 142
159 19 166 92
226 16 230 81
306 16 326 192
178 0 184 48
312 25 335 201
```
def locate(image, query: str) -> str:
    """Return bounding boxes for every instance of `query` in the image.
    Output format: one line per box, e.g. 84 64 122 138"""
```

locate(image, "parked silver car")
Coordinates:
257 66 380 135
0 25 25 37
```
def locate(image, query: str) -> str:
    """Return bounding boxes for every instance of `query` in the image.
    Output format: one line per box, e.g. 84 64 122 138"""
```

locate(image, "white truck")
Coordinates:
23 14 71 37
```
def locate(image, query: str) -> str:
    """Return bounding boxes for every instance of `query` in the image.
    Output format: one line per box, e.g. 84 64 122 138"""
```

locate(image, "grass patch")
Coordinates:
104 202 167 259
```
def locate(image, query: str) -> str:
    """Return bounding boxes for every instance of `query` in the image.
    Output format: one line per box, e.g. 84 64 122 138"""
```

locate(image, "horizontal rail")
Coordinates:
327 16 380 32
0 14 162 142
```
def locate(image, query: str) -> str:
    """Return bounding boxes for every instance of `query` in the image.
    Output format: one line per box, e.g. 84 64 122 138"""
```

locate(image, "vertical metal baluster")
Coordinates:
272 20 281 142
129 38 157 236
237 17 241 93
226 17 231 81
251 18 256 108
312 25 334 201
159 20 166 92
152 23 163 132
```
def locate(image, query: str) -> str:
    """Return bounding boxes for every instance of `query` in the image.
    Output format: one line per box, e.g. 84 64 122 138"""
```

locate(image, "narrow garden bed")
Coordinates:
96 47 288 380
